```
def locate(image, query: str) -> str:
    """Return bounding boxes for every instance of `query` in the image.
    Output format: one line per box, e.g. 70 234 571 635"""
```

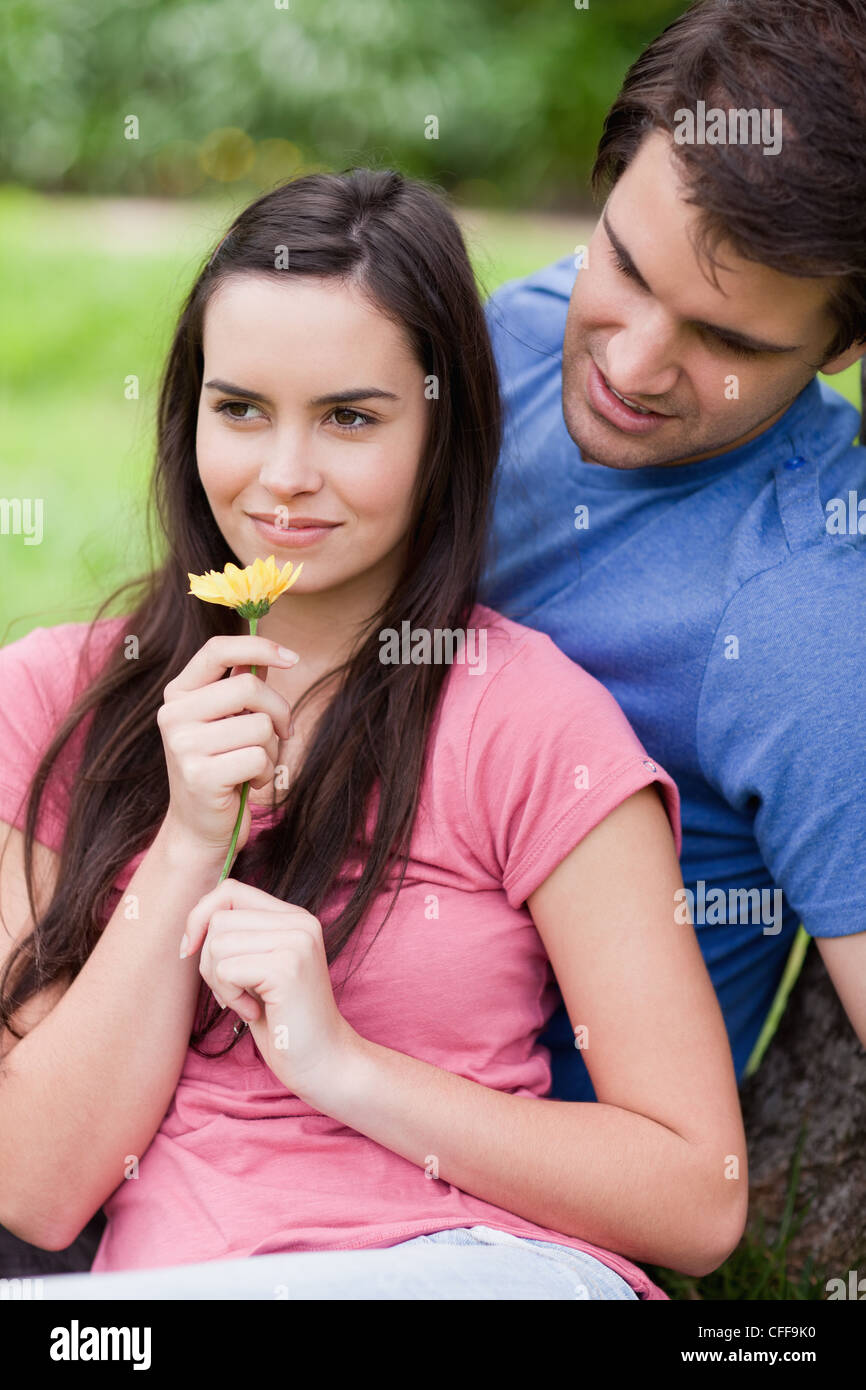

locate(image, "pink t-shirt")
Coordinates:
0 605 683 1299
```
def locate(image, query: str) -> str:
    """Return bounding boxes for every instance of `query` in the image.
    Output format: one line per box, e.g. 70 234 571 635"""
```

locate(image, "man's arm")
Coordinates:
814 933 866 1050
696 540 866 1061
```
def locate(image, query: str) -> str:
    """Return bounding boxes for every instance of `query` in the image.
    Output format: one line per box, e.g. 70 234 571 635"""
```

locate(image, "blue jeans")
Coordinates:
36 1225 638 1300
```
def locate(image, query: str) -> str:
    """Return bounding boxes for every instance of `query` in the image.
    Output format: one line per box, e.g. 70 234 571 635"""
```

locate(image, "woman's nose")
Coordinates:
258 435 324 493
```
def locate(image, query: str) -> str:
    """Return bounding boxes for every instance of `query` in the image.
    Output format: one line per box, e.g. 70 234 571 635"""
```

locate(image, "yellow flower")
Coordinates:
187 555 303 619
186 553 304 893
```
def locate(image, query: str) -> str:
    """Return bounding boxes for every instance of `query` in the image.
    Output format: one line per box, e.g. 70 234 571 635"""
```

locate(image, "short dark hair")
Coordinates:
592 0 866 366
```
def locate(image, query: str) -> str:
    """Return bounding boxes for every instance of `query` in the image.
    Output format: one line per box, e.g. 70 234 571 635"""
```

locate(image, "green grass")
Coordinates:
744 925 811 1079
0 185 211 634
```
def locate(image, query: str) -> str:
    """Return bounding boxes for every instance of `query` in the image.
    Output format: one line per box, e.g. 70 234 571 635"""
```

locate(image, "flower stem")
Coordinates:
218 615 258 883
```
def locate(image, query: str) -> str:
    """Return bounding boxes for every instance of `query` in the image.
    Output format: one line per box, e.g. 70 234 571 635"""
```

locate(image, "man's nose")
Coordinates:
604 313 680 399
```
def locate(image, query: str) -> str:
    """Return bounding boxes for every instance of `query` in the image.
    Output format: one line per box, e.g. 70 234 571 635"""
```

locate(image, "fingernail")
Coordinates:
179 934 189 959
277 646 299 664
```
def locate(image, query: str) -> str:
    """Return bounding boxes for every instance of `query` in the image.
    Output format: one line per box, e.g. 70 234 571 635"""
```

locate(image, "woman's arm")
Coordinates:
304 785 748 1277
0 814 229 1250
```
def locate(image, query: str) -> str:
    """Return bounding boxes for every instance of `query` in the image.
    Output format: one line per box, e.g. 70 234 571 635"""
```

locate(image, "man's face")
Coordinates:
562 129 857 469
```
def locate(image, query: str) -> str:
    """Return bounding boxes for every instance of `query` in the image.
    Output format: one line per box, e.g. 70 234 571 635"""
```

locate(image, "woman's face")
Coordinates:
195 272 430 605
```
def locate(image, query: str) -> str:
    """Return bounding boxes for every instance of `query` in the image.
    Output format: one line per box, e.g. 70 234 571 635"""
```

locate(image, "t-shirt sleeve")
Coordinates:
0 624 94 850
465 630 683 910
696 544 866 939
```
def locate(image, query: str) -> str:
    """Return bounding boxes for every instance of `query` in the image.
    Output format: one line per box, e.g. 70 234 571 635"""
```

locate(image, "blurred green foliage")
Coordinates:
0 0 686 205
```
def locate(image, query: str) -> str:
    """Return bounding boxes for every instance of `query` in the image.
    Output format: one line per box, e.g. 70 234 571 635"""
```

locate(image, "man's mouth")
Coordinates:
604 379 655 415
584 360 672 436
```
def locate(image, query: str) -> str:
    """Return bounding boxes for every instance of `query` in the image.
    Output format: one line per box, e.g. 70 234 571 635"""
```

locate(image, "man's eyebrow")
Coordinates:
603 210 653 293
601 210 801 354
203 379 400 406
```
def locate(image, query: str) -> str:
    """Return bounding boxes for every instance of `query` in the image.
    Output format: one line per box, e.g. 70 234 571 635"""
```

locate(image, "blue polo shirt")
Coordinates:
479 254 866 1100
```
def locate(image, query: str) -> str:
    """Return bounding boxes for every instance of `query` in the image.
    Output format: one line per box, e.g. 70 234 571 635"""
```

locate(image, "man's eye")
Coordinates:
610 245 642 284
607 239 765 360
707 333 762 360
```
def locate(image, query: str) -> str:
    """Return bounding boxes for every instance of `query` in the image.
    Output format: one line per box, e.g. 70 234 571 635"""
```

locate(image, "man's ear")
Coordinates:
819 337 866 375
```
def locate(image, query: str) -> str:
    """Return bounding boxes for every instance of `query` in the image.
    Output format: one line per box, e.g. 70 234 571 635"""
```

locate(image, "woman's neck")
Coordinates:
251 549 403 672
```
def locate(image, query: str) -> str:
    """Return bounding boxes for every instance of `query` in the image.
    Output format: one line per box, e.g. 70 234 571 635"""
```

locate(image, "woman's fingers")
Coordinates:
164 670 293 742
167 635 298 694
210 983 261 1020
182 880 312 956
201 924 286 1017
203 927 309 970
204 930 310 1021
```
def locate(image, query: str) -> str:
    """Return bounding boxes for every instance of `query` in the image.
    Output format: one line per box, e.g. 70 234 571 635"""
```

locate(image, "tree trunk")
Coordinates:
739 943 866 1279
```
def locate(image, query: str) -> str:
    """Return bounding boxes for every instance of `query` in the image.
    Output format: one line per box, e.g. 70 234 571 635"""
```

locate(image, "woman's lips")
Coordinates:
249 516 342 548
586 360 671 435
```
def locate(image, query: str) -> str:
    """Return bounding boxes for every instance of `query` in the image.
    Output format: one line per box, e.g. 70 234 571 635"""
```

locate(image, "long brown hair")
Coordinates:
592 0 866 432
0 168 502 1056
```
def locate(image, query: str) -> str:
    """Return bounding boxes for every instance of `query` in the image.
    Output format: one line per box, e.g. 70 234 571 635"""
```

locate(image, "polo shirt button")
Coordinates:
784 455 807 470
642 759 657 772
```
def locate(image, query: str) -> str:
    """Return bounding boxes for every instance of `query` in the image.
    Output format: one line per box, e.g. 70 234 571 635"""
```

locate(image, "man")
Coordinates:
479 0 866 1101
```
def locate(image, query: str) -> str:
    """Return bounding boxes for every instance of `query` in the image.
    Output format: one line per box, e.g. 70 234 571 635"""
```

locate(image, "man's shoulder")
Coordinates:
729 528 865 619
484 254 578 362
700 462 866 720
759 387 866 581
696 379 866 605
810 381 866 519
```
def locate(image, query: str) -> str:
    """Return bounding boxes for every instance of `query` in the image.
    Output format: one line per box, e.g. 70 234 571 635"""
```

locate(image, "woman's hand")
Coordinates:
157 635 297 857
181 877 360 1101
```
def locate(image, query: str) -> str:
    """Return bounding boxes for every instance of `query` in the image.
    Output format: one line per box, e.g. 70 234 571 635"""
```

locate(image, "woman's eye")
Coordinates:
214 400 263 422
330 408 373 432
212 401 374 429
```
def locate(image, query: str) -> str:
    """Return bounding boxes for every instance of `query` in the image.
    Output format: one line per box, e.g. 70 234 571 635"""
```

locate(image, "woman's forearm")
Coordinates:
303 1035 746 1278
0 816 228 1250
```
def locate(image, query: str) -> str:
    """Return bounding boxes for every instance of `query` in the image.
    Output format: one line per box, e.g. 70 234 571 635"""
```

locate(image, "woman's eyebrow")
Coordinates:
203 379 400 406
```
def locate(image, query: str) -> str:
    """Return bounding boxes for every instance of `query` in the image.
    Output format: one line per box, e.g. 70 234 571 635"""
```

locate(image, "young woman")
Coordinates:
0 168 746 1300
